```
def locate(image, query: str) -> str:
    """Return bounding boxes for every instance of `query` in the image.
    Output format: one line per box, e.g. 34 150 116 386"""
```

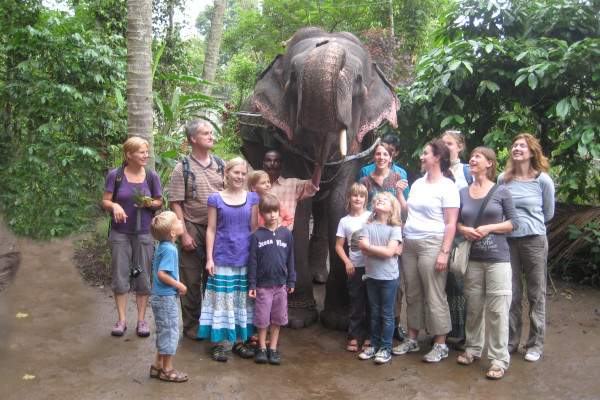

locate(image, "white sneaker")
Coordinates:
423 343 449 363
524 350 541 362
374 348 392 364
359 345 377 360
392 339 420 355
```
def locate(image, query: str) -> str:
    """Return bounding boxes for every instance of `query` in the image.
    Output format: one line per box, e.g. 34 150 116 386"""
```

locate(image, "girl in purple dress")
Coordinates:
199 157 259 362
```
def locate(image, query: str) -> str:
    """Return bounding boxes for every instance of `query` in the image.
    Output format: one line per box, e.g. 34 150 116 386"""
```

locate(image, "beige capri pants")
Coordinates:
402 236 451 335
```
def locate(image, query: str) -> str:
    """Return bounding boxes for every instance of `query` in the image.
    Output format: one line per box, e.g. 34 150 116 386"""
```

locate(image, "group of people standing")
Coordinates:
102 120 319 381
338 131 554 380
102 121 555 382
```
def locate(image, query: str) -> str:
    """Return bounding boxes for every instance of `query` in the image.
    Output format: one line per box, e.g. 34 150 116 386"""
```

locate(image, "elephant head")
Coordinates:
252 27 399 171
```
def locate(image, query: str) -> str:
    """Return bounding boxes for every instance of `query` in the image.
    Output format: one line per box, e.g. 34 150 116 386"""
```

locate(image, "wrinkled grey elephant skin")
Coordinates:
240 27 398 330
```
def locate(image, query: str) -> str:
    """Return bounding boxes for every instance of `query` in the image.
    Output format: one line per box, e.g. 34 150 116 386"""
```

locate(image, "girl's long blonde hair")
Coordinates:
367 192 402 227
345 183 368 213
503 133 549 182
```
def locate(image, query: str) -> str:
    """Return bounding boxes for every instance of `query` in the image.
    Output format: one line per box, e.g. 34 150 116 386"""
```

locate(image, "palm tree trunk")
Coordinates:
127 0 155 169
201 0 226 96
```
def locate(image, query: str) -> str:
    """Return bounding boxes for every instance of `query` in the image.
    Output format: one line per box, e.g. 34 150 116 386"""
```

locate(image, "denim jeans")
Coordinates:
151 294 179 355
365 278 398 351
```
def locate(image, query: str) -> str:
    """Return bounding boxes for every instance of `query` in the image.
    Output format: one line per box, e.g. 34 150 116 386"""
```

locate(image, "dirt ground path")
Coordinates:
1 223 599 399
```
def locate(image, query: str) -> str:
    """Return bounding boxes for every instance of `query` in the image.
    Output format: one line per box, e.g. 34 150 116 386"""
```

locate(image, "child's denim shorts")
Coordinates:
150 294 179 355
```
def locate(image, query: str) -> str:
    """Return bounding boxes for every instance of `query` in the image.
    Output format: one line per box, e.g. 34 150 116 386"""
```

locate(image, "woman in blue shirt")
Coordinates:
498 133 555 363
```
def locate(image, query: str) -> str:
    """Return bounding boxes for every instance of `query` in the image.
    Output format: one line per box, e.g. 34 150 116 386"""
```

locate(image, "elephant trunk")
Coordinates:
298 42 351 161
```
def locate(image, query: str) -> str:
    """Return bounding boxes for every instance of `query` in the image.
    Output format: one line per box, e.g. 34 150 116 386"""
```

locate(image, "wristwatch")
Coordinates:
441 249 450 254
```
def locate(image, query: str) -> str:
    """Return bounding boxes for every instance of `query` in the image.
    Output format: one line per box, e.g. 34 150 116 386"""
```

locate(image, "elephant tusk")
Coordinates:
339 129 347 157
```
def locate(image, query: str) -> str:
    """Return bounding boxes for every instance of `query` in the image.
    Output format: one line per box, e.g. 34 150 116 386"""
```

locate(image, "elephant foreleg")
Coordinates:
319 161 362 332
287 196 319 329
309 200 329 284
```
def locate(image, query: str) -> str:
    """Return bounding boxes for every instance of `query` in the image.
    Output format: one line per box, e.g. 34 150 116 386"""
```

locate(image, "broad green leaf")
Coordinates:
454 115 465 124
462 61 473 74
486 81 500 92
515 74 527 86
440 73 451 86
448 60 461 71
570 96 580 111
170 87 182 113
556 98 569 118
441 116 454 128
582 129 594 145
578 141 588 158
115 88 124 109
528 73 538 90
152 42 166 79
515 51 529 61
485 43 494 53
161 150 179 158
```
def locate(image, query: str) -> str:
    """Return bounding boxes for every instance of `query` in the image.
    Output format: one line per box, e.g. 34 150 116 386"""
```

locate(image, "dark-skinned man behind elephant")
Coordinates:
241 26 399 330
263 150 321 231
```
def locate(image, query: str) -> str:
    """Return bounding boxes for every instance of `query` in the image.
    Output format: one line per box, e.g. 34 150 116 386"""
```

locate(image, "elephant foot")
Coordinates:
319 305 349 332
287 299 319 329
311 270 328 284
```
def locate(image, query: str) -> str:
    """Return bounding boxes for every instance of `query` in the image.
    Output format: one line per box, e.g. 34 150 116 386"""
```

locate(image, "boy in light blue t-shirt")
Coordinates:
149 211 188 382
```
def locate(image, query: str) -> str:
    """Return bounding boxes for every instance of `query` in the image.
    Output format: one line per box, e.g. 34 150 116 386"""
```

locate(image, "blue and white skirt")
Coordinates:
198 265 254 342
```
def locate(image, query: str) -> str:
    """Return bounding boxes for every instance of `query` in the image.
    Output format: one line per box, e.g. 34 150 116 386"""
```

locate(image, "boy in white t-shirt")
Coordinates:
335 183 371 353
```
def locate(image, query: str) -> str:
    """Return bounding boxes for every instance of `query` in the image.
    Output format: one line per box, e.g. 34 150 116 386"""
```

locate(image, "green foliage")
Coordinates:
562 222 600 286
214 103 243 160
396 0 600 203
224 53 263 108
220 0 444 63
0 1 127 238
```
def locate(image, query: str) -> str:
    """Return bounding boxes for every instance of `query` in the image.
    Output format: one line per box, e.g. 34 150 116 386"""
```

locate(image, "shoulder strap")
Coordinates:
112 167 125 202
474 184 499 227
144 167 154 197
463 164 473 185
212 154 225 177
181 156 195 200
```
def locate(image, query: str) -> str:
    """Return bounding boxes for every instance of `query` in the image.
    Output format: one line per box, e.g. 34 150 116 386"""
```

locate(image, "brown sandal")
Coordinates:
159 368 188 382
486 364 505 380
457 352 479 365
149 364 161 379
347 339 359 352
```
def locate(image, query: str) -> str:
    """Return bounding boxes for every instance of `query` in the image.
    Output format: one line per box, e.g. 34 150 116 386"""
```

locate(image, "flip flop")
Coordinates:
159 368 188 383
347 339 359 352
149 364 161 379
486 364 505 380
457 352 479 365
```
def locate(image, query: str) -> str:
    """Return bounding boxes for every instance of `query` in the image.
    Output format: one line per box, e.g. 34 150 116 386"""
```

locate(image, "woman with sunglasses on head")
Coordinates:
441 130 472 350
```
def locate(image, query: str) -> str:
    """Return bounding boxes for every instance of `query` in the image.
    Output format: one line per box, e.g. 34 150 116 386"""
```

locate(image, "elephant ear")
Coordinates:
357 63 399 143
251 54 294 139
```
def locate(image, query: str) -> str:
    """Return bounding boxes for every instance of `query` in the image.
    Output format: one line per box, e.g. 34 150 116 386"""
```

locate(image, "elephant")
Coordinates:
239 27 399 330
